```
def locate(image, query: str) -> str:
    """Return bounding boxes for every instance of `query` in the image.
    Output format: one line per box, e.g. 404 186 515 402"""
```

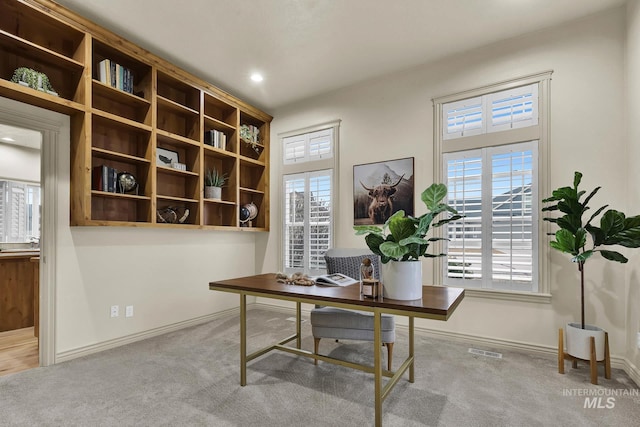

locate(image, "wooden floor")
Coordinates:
0 327 39 377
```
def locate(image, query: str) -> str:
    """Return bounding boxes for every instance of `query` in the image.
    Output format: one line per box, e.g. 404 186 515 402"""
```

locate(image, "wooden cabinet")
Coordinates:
0 253 37 332
0 0 271 231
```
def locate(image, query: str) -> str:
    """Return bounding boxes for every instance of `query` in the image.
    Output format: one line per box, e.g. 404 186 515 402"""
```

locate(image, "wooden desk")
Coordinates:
209 273 464 427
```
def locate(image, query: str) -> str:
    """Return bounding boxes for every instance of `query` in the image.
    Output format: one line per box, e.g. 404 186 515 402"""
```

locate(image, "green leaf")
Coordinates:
556 215 582 234
399 236 428 246
573 250 594 263
551 229 578 255
354 225 382 235
388 215 415 241
600 250 628 263
364 233 385 256
379 241 407 259
421 183 447 211
573 171 582 190
600 210 625 236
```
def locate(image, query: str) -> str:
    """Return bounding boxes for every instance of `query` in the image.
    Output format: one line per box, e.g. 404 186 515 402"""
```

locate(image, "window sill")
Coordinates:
462 288 551 304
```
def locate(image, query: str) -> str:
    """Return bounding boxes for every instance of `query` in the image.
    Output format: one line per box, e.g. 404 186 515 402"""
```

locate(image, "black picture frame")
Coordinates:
353 157 414 225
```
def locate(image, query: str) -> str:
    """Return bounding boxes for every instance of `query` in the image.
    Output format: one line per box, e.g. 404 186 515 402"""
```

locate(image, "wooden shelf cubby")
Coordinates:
0 0 271 231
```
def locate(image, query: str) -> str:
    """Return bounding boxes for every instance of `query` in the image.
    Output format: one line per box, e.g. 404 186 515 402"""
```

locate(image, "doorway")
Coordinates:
0 123 42 375
0 95 67 371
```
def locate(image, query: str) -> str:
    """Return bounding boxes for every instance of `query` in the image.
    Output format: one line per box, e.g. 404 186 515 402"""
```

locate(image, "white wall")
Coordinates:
626 0 640 379
0 143 40 182
266 8 632 357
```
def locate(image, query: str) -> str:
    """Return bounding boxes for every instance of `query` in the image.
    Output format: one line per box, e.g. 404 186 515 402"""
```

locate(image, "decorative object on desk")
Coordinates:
204 167 227 200
240 124 261 154
156 147 179 168
353 157 414 225
360 257 381 299
156 206 189 224
275 272 315 286
542 171 640 382
116 172 138 195
11 67 58 96
354 183 461 300
239 201 258 227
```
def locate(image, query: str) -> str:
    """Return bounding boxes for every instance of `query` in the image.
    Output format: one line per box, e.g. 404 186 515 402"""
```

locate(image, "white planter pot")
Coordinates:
380 260 422 300
204 186 222 200
565 322 606 361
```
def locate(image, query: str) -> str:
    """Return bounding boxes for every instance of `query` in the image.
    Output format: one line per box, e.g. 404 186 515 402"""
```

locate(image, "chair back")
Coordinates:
324 248 381 280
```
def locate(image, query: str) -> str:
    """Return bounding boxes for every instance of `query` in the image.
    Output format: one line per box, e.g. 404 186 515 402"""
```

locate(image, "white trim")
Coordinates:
56 308 240 363
277 119 342 139
0 96 67 367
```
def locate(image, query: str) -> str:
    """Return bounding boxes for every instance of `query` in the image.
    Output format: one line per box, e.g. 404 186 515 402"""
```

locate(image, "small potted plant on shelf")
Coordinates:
204 167 227 200
354 183 461 300
542 171 640 363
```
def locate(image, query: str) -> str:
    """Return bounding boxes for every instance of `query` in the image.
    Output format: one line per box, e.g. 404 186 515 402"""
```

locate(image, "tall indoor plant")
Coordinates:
354 183 461 299
542 171 640 359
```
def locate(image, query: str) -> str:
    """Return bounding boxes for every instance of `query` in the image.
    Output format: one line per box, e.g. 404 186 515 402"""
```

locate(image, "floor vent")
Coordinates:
468 348 503 359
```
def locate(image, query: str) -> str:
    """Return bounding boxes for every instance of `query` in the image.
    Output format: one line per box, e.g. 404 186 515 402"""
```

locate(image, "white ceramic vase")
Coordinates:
565 322 605 361
380 260 422 300
205 186 222 200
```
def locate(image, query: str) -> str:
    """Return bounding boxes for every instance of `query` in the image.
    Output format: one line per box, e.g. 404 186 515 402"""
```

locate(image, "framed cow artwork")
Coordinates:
353 157 414 225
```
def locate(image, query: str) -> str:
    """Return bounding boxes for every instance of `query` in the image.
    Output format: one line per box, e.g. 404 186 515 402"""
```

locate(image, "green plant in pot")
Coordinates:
204 167 227 200
542 171 640 361
354 183 461 300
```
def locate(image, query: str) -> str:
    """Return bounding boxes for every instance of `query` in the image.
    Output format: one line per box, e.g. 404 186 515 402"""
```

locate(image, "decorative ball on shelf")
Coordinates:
116 172 137 194
240 202 258 227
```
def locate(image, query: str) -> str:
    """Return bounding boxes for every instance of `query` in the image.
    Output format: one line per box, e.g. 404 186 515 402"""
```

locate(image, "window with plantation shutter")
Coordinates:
281 121 339 275
444 142 538 292
283 170 332 275
283 128 333 164
434 72 551 298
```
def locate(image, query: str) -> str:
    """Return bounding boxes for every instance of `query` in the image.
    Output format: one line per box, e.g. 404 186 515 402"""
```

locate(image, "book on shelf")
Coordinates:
204 129 226 150
92 165 118 192
312 273 358 287
97 59 134 94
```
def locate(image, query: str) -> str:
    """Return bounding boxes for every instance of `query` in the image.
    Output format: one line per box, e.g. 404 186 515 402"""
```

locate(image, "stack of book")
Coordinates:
92 165 118 192
98 59 134 93
204 129 227 150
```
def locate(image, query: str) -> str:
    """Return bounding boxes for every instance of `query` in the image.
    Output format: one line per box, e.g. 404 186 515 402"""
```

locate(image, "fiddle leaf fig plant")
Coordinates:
354 183 462 263
542 171 640 329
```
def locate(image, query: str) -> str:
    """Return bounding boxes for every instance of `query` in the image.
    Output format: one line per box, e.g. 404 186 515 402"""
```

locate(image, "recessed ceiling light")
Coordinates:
250 73 264 82
1 137 15 142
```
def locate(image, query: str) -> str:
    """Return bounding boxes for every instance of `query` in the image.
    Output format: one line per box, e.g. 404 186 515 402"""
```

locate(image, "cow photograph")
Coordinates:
353 157 414 225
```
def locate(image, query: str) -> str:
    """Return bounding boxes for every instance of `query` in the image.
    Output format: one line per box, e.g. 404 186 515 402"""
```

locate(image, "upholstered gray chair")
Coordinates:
310 248 396 370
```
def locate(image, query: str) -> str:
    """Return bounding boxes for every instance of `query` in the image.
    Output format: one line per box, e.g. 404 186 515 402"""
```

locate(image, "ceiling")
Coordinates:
53 0 625 112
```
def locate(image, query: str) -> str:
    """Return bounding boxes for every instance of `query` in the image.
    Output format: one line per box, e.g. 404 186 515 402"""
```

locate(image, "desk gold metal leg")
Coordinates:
409 316 415 383
240 293 247 386
296 301 302 349
374 310 382 427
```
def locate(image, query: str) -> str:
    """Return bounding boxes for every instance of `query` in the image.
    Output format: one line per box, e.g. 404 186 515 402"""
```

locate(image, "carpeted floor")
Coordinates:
0 308 638 426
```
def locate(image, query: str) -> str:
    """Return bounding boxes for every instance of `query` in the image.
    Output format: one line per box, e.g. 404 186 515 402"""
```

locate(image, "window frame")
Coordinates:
433 71 552 303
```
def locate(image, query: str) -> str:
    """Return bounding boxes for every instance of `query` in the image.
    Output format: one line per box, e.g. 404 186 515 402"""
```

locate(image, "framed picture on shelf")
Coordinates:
353 157 414 225
157 147 179 167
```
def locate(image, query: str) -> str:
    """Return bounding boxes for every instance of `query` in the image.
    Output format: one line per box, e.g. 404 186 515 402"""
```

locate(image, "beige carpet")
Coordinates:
0 308 638 426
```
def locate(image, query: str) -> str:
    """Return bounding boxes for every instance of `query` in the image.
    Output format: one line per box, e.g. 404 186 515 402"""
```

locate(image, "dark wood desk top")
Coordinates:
210 273 465 320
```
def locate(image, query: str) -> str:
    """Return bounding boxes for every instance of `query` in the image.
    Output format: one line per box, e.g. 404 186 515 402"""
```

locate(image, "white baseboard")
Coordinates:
623 358 640 387
55 307 240 363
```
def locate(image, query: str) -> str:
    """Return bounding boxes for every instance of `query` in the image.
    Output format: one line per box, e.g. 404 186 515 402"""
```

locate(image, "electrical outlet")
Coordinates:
110 305 119 318
125 305 134 318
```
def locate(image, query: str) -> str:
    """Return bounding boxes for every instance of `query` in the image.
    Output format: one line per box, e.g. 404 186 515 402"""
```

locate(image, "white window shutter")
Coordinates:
487 83 538 133
308 129 332 160
443 96 484 140
283 135 306 164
